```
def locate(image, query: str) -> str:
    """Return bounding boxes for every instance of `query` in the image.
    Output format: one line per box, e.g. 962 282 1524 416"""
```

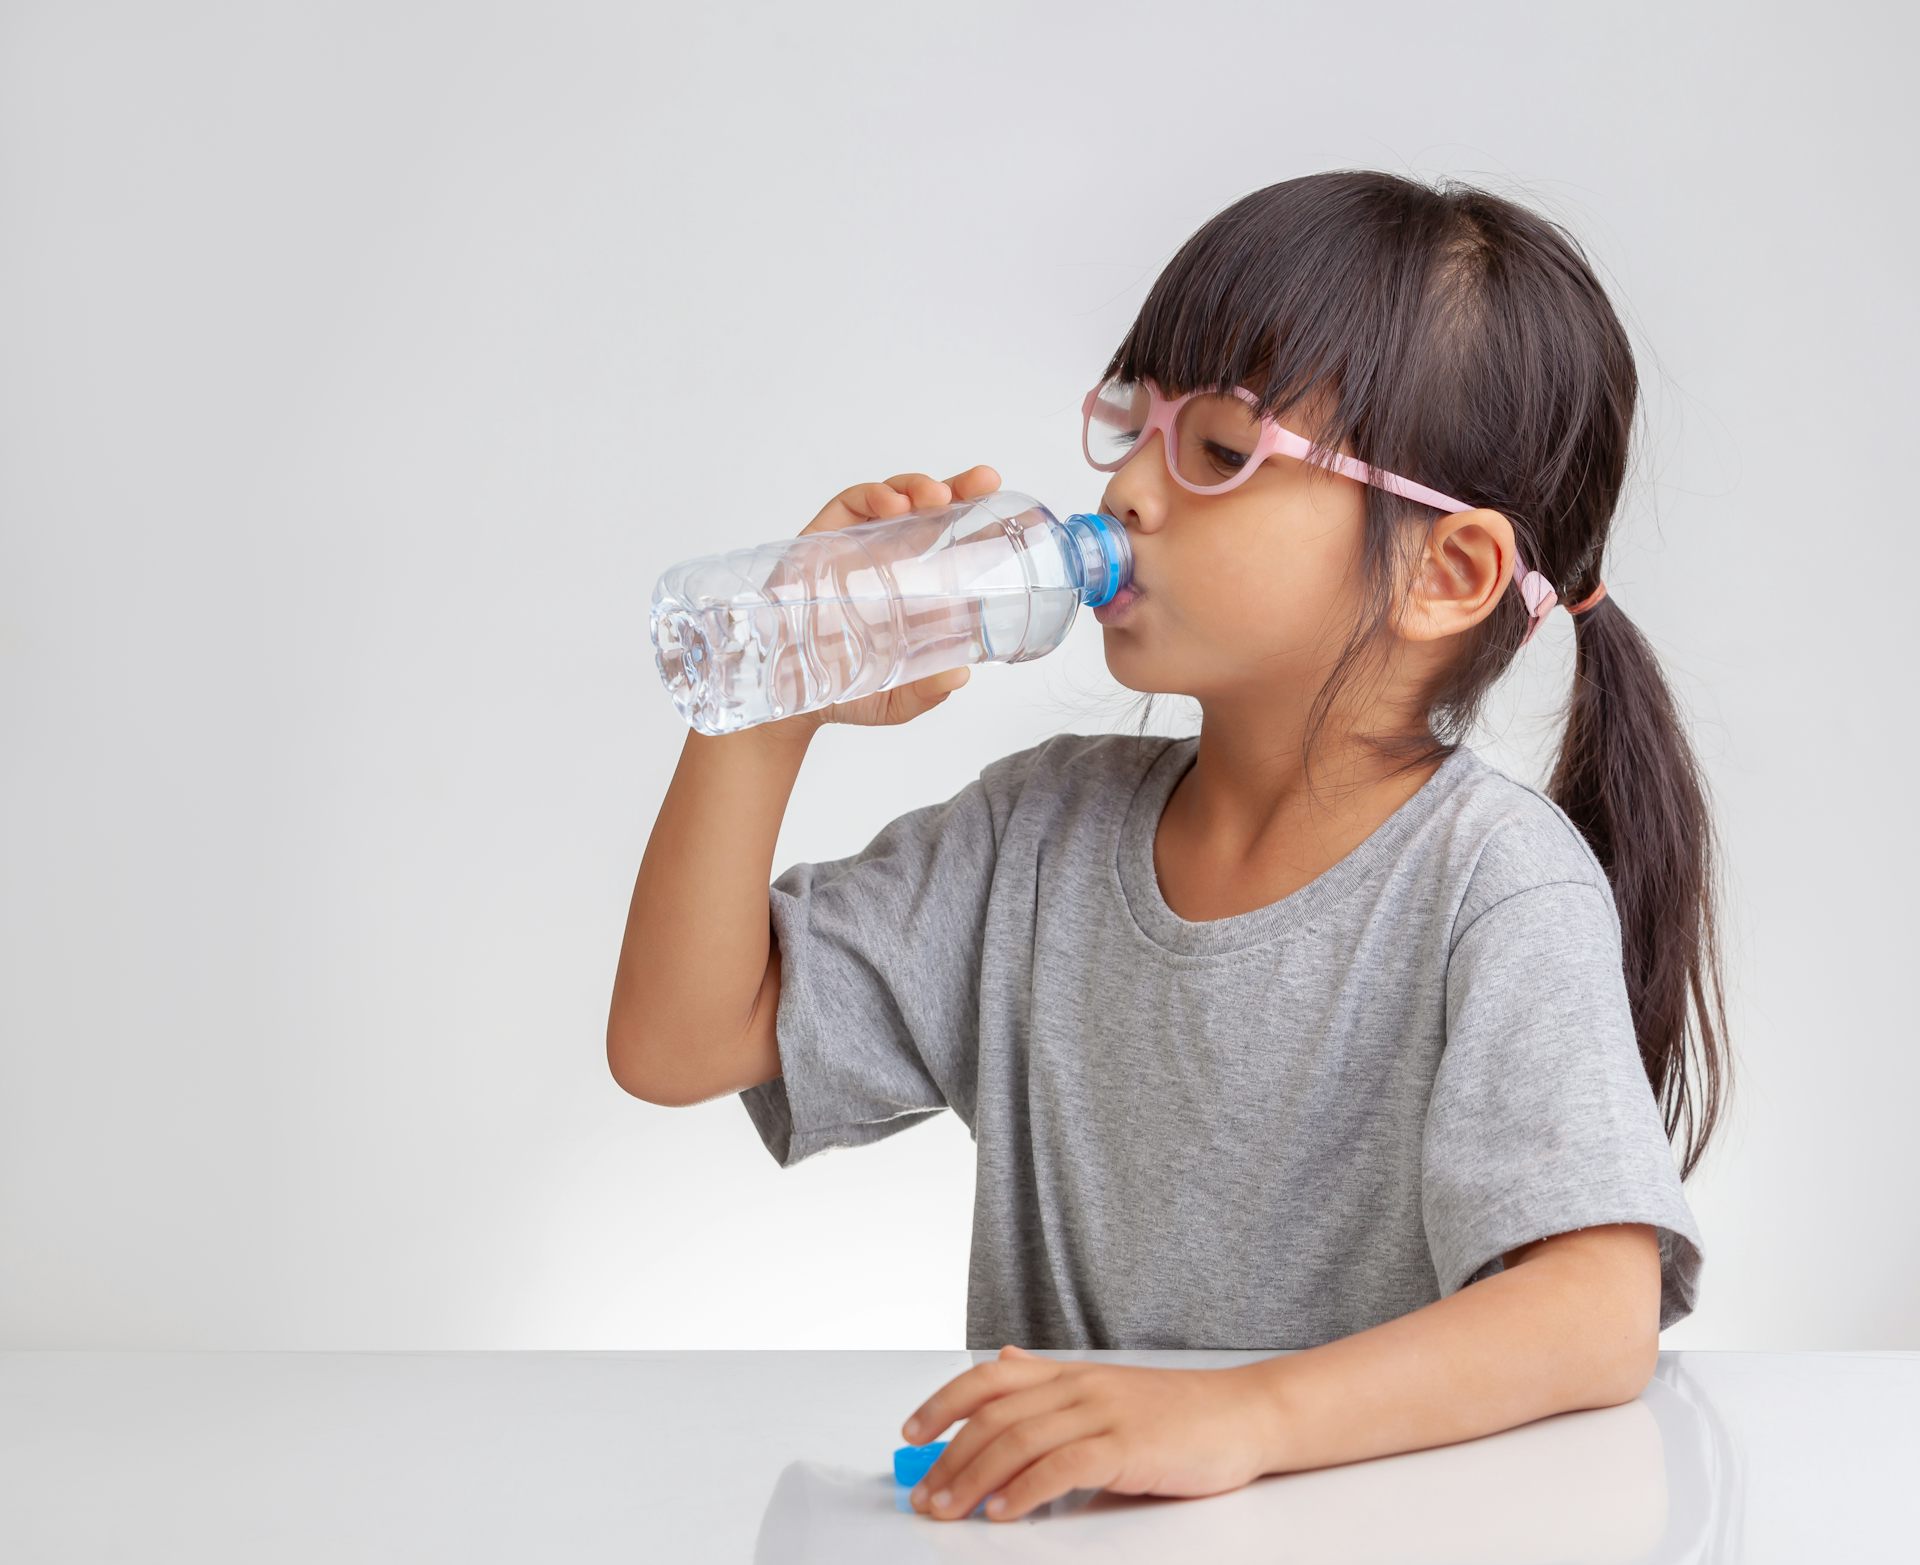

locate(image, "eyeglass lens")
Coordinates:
1085 376 1263 488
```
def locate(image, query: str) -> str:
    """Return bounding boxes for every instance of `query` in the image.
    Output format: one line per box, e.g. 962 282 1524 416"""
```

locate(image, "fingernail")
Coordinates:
932 1489 951 1510
903 1418 920 1438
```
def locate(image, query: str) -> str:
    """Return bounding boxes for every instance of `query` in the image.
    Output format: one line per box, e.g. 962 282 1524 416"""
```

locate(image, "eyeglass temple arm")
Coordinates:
1303 441 1551 599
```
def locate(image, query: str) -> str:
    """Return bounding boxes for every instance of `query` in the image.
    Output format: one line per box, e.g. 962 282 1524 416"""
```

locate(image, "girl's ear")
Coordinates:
1398 507 1517 642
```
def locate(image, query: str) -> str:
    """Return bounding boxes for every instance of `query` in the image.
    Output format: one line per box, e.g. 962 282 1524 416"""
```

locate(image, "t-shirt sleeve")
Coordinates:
1421 878 1706 1331
737 746 1031 1169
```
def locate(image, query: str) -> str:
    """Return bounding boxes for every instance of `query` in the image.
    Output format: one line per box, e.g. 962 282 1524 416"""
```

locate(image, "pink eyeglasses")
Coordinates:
1082 375 1605 644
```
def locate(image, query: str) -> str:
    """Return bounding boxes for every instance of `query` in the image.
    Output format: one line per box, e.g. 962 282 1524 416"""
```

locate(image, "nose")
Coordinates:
1098 426 1175 524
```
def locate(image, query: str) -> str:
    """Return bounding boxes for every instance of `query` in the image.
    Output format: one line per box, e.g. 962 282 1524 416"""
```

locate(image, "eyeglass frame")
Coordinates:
1081 374 1472 510
1080 374 1573 644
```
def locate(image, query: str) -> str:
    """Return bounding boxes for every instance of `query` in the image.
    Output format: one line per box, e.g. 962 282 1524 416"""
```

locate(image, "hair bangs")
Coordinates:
1100 177 1460 483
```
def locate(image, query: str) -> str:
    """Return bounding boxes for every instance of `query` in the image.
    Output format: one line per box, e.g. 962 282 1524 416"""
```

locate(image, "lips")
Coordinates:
1093 580 1144 624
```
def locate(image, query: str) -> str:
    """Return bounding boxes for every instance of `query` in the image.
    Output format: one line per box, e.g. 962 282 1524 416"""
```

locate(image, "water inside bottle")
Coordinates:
653 582 1082 735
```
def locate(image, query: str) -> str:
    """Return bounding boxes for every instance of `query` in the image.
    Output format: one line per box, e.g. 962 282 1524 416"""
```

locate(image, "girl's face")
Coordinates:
1095 392 1383 705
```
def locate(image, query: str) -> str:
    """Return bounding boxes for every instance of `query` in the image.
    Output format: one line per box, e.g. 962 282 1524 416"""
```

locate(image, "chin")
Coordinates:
1099 652 1177 696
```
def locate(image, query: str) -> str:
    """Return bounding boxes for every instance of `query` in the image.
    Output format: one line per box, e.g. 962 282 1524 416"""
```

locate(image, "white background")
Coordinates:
2 0 1913 1349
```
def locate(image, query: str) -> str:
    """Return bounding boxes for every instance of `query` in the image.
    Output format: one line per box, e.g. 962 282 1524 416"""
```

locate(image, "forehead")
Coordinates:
1238 371 1339 429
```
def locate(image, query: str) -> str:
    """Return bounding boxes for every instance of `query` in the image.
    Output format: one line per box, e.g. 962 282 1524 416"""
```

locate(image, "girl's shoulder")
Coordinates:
976 728 1167 793
1436 744 1617 929
966 728 1168 833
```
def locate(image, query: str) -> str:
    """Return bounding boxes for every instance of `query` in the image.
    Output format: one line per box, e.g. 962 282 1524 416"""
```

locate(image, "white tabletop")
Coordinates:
2 1348 1914 1561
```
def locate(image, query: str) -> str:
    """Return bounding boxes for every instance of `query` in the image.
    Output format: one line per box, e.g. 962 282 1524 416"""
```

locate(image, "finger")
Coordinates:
911 1376 1072 1490
944 464 1001 500
901 1353 1055 1442
914 667 968 700
853 480 914 519
807 482 906 535
883 472 951 512
914 1393 1087 1519
983 1433 1124 1523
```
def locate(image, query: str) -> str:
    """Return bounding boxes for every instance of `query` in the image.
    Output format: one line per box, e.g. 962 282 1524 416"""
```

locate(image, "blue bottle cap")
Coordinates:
1064 511 1129 607
892 1440 949 1486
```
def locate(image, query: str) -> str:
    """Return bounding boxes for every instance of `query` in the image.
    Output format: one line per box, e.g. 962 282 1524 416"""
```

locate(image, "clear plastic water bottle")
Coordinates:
650 489 1132 736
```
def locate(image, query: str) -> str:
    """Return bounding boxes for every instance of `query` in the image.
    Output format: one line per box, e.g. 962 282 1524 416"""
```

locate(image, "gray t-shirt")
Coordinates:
739 730 1705 1349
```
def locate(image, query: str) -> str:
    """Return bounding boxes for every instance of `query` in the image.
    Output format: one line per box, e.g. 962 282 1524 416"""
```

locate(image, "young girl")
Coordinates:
608 169 1734 1522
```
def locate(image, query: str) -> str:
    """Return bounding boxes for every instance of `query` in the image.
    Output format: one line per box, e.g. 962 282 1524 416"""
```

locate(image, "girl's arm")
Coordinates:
1242 1223 1662 1473
606 717 822 1105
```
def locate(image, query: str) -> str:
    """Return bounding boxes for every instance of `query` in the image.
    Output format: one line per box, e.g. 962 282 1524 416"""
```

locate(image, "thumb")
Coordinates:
928 666 970 694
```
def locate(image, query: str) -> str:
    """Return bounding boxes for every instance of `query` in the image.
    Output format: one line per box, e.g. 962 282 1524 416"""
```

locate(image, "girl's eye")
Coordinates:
1205 441 1249 475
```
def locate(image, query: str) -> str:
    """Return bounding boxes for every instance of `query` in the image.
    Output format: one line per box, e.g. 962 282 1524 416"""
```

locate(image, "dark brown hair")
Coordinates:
1103 170 1731 1179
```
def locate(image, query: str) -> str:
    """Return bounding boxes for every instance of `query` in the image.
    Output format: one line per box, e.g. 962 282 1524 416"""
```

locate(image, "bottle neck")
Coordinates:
1061 512 1132 607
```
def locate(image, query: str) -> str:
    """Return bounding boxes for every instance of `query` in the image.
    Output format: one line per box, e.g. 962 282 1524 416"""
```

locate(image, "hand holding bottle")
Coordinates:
771 465 1001 732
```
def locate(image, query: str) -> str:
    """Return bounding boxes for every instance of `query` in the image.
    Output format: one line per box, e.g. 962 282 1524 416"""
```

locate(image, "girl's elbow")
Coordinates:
1596 1327 1661 1405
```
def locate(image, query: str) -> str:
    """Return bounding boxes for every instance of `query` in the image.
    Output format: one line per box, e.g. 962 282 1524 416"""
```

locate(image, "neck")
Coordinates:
1171 694 1445 870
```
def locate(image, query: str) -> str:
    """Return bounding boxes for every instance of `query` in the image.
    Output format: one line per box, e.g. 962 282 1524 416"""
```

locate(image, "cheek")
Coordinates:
1219 493 1363 612
1182 529 1330 642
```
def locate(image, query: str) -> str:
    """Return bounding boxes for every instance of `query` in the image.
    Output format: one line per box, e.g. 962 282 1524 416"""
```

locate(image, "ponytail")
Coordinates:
1552 594 1734 1179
